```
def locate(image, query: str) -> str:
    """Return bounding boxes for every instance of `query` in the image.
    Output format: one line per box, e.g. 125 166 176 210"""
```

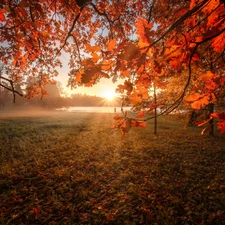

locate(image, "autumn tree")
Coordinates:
0 0 224 134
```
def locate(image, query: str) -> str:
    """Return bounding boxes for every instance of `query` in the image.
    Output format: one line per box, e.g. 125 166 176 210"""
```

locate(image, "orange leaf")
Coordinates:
199 71 218 90
107 39 116 52
113 115 123 120
136 18 153 44
202 0 220 13
136 111 145 118
101 60 112 70
211 32 225 53
191 95 209 109
190 0 196 9
131 120 147 128
186 93 205 103
91 52 100 62
130 92 141 105
120 70 129 78
75 69 85 83
137 121 147 128
86 43 101 52
199 71 217 81
40 31 50 38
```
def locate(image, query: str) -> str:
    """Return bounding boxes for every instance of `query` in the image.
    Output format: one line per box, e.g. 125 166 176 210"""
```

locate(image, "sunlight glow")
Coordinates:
105 91 115 101
103 89 116 101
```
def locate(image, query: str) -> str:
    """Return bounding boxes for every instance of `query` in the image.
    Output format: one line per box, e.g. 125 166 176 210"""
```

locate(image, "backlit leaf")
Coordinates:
136 111 145 118
107 39 116 52
211 32 225 53
86 43 101 53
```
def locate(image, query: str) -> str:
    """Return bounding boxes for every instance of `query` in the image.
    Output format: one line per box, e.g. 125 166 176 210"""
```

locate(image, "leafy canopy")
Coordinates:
0 0 225 134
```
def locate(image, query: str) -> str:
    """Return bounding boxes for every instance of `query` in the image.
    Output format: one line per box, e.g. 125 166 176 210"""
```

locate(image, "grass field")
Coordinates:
0 109 225 225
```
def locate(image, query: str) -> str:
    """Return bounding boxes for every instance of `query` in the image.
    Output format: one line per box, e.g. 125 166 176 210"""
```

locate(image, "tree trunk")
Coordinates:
208 103 214 136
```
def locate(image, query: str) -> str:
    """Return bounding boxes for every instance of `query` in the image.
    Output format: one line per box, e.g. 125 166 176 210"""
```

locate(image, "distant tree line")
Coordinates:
0 81 122 109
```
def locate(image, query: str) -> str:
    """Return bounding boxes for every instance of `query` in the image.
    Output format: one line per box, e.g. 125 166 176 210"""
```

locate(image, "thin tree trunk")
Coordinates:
154 86 157 134
209 54 214 136
208 103 214 136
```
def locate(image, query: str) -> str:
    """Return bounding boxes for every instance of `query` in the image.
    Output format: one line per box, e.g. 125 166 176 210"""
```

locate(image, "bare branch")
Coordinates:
148 0 156 23
0 76 23 103
71 34 82 63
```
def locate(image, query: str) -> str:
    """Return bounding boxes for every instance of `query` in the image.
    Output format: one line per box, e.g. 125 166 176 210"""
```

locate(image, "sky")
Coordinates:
56 52 123 99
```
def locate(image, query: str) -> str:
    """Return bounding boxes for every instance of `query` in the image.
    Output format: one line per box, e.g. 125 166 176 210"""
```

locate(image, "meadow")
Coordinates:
0 109 225 225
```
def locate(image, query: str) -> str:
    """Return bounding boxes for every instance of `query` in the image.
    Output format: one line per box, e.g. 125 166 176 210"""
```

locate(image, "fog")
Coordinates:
0 106 66 119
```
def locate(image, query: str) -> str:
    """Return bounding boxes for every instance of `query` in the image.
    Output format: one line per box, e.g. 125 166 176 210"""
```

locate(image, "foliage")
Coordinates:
0 0 225 134
0 112 225 224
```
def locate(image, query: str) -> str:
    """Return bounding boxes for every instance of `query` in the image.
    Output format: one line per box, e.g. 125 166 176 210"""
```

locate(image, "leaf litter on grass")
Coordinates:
0 112 225 224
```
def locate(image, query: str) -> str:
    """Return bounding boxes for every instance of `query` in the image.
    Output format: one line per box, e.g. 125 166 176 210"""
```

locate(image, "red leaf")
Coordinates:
136 111 145 118
137 121 147 128
211 112 225 120
211 112 225 134
0 10 6 22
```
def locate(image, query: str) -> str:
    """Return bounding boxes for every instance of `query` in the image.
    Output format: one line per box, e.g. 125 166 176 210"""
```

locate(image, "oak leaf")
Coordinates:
75 69 85 83
211 32 225 53
199 71 218 90
120 69 129 78
86 43 101 52
136 111 145 118
191 95 210 109
118 42 140 61
40 31 50 38
202 0 220 13
107 39 116 52
135 120 147 128
136 18 153 44
101 60 112 70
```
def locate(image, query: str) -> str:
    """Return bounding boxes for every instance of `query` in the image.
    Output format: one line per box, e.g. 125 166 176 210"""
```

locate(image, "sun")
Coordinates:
103 89 116 101
105 91 115 101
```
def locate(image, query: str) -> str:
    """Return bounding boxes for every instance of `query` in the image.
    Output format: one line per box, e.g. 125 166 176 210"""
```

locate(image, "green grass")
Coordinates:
0 110 225 225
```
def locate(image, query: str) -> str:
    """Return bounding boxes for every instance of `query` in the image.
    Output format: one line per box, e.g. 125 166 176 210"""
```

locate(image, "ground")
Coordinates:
0 109 225 224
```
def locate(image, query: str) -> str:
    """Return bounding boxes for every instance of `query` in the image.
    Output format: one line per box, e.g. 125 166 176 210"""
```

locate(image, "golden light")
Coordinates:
103 89 116 101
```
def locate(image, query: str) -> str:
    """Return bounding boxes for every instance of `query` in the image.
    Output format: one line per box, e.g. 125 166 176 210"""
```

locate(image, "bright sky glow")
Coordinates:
57 52 122 98
62 77 120 98
101 87 116 100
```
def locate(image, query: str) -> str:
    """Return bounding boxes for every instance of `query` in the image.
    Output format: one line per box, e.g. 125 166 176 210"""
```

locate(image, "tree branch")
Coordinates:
0 76 23 103
148 0 156 23
148 0 209 48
